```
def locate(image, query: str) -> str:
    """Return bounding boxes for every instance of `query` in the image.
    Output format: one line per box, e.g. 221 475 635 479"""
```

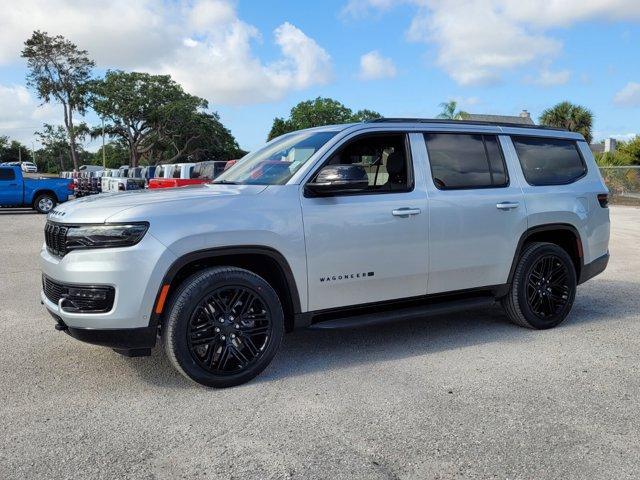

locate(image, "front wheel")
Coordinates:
502 242 577 329
163 267 284 388
33 193 56 214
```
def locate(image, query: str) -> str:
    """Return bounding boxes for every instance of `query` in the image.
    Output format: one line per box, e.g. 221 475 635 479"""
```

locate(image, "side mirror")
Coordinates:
304 164 369 197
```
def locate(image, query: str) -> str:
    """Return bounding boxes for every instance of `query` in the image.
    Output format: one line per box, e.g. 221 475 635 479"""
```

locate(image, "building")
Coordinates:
465 110 535 126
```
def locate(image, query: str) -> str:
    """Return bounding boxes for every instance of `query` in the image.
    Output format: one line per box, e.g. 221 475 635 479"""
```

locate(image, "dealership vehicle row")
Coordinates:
63 159 235 197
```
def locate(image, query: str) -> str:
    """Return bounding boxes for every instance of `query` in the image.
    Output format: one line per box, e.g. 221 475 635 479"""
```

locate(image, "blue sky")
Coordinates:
1 0 639 152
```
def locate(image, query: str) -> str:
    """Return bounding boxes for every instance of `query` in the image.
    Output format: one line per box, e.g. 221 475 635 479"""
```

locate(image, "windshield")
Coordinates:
213 130 338 185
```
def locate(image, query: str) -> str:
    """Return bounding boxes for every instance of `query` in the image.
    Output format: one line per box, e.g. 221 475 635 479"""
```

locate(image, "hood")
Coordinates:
49 184 268 224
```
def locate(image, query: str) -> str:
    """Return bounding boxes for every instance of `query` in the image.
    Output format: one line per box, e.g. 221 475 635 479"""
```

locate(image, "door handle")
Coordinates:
496 202 520 210
392 207 422 217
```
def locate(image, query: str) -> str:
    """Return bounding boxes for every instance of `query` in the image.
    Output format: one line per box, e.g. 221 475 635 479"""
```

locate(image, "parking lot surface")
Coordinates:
1 206 639 479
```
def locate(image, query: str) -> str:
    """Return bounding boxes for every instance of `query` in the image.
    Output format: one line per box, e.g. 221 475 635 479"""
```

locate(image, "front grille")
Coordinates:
42 275 115 313
44 221 69 257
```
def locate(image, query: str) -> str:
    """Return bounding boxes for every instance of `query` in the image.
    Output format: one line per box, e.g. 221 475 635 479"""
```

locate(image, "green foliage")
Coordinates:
595 136 640 166
0 139 32 163
437 100 469 120
35 124 70 172
539 101 593 144
21 31 95 169
617 135 640 164
89 70 242 166
267 97 382 141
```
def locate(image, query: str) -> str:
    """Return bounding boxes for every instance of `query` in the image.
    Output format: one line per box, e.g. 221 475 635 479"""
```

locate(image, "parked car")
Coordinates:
148 162 196 189
1 165 73 213
140 166 157 187
100 169 115 192
21 161 38 173
148 161 224 188
106 165 130 192
40 119 610 387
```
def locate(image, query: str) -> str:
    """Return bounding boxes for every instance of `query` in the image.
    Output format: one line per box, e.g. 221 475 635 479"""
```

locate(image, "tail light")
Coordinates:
597 193 609 208
67 182 75 191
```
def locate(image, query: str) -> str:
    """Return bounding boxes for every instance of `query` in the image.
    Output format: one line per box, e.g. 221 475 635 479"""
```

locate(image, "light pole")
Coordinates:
102 118 106 168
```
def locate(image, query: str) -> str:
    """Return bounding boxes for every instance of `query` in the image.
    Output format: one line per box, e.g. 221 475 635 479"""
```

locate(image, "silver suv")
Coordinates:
40 119 610 387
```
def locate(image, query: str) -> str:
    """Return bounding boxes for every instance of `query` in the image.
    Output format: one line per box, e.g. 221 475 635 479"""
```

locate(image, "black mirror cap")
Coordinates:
305 165 369 197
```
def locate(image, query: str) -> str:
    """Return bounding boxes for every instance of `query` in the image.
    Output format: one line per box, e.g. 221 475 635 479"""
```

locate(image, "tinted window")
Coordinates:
0 168 16 180
424 133 508 189
512 137 586 186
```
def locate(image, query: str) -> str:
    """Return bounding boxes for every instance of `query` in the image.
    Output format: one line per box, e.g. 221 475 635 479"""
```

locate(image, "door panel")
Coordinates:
421 135 528 293
301 133 429 311
0 168 21 205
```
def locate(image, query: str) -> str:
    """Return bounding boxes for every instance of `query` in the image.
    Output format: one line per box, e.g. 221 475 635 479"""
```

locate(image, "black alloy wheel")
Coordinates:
187 286 272 374
163 266 284 388
525 254 571 318
502 242 577 329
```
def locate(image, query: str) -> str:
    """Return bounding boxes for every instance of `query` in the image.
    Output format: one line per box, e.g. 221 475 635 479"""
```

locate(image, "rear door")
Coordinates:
419 132 528 293
0 167 22 205
301 132 429 311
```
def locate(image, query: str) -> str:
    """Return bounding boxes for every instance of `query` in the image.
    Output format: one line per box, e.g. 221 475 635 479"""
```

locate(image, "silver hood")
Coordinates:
49 184 268 224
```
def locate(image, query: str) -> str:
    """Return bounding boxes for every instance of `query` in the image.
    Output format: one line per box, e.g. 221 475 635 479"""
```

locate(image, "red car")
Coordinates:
148 161 230 189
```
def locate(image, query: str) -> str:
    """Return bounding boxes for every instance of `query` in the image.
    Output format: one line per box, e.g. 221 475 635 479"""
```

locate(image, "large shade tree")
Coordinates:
89 71 242 166
22 31 94 170
267 97 382 140
539 101 593 143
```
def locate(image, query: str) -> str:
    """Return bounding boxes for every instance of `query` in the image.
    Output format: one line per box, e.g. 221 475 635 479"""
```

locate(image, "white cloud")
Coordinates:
0 0 332 105
0 84 59 144
358 51 397 80
614 82 640 107
160 21 332 105
343 0 640 86
526 65 571 87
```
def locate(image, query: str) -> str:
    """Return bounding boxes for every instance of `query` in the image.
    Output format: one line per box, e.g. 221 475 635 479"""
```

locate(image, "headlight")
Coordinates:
65 223 149 251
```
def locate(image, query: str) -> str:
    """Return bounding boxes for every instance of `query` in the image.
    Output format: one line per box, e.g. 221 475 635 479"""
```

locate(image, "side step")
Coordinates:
309 297 495 330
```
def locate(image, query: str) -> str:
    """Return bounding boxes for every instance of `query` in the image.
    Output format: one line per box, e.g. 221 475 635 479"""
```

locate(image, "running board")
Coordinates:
309 297 495 330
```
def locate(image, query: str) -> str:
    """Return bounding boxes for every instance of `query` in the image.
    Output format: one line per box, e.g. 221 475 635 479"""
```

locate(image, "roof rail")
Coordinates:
367 117 568 132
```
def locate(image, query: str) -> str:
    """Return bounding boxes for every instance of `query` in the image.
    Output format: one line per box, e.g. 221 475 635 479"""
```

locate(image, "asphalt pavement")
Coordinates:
0 206 638 479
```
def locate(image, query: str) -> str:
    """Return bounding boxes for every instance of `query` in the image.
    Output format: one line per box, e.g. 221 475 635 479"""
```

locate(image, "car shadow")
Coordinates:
123 278 637 388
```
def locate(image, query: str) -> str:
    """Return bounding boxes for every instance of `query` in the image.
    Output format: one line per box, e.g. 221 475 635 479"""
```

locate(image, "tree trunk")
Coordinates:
62 101 79 170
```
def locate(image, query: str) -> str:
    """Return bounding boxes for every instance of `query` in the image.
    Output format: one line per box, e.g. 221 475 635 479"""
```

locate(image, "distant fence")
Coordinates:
599 166 640 205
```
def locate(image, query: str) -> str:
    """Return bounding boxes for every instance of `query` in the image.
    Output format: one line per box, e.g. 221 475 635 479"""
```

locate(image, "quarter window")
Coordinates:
512 137 586 186
424 133 508 189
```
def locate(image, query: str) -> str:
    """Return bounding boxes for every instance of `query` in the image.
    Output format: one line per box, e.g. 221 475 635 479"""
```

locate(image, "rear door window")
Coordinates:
424 133 508 189
512 137 586 186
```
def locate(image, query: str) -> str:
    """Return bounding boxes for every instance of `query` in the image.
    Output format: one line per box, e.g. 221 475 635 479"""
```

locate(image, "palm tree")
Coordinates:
437 100 469 120
539 101 593 143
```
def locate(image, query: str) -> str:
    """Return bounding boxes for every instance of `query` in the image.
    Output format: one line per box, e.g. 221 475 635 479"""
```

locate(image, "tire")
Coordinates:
163 266 285 388
502 242 577 329
33 193 56 214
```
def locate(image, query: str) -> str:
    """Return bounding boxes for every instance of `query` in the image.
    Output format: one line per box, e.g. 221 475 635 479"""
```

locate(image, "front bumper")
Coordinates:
40 230 177 330
46 309 156 354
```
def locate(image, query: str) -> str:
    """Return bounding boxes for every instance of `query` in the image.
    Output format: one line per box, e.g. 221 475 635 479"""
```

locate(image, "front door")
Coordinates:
301 132 429 311
0 167 21 206
420 132 528 293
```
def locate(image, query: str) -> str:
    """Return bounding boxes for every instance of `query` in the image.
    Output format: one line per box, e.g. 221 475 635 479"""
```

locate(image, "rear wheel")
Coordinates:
33 193 56 214
502 242 577 329
163 267 284 388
